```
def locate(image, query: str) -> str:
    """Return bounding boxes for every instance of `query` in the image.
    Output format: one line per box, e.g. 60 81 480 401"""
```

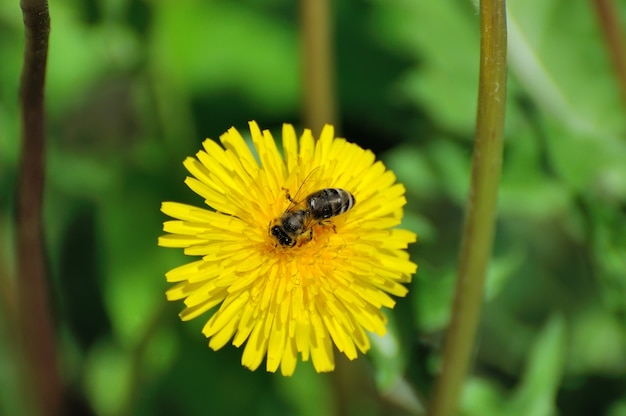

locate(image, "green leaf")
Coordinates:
506 314 566 416
485 249 525 301
372 0 480 134
462 378 507 416
84 341 132 416
568 305 626 375
275 364 335 416
369 313 407 390
97 181 172 348
507 0 625 138
412 266 455 332
150 2 298 113
499 128 573 220
546 121 626 195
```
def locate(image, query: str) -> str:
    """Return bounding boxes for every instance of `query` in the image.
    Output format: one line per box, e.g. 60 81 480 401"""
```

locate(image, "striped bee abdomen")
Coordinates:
307 188 355 220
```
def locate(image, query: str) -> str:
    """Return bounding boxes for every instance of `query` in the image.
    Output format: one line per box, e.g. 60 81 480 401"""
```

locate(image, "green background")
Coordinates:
1 0 625 415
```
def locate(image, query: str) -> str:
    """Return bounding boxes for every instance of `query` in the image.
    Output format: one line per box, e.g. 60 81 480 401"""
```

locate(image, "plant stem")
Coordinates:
300 0 338 133
591 0 626 109
428 1 508 415
17 0 60 415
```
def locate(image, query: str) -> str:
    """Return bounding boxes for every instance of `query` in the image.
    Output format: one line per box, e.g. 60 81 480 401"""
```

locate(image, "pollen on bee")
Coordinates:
308 222 336 243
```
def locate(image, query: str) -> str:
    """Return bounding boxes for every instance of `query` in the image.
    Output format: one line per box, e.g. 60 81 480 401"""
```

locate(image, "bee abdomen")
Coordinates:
307 188 355 220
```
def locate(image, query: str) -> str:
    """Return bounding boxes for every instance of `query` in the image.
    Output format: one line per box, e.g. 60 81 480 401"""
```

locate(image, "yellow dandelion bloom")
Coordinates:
159 121 417 376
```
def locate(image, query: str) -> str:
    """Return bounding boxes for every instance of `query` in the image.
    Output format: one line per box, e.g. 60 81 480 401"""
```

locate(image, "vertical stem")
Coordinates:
300 0 338 134
591 0 626 109
428 1 507 416
301 3 342 407
17 1 61 415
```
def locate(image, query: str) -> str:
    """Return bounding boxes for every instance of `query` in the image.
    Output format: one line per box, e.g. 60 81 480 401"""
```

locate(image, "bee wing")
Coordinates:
285 167 321 212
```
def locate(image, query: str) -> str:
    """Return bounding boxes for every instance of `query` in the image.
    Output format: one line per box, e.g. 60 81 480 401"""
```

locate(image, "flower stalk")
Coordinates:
591 0 626 109
17 0 61 415
300 0 338 133
428 1 508 415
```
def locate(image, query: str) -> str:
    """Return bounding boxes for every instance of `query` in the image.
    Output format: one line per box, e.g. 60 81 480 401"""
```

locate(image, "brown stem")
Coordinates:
428 0 508 415
300 0 338 134
591 0 626 109
17 0 61 415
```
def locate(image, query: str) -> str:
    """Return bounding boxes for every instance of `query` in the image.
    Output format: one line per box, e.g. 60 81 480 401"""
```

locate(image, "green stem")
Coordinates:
300 3 343 410
300 0 338 133
428 1 508 415
591 0 626 109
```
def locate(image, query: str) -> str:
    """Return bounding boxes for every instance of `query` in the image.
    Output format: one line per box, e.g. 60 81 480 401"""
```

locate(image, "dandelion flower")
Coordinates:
159 121 417 376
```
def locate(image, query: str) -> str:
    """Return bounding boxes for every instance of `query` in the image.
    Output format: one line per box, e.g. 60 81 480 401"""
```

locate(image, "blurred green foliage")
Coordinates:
1 0 626 415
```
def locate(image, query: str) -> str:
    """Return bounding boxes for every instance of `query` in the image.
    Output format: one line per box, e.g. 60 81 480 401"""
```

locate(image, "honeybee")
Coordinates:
270 179 356 248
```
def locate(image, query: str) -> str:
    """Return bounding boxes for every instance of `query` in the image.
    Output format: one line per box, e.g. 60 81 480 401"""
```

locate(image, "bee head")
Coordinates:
270 225 295 247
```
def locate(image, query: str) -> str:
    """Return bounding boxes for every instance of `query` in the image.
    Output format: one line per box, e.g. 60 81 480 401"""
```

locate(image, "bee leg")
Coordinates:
318 219 337 233
281 187 294 202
